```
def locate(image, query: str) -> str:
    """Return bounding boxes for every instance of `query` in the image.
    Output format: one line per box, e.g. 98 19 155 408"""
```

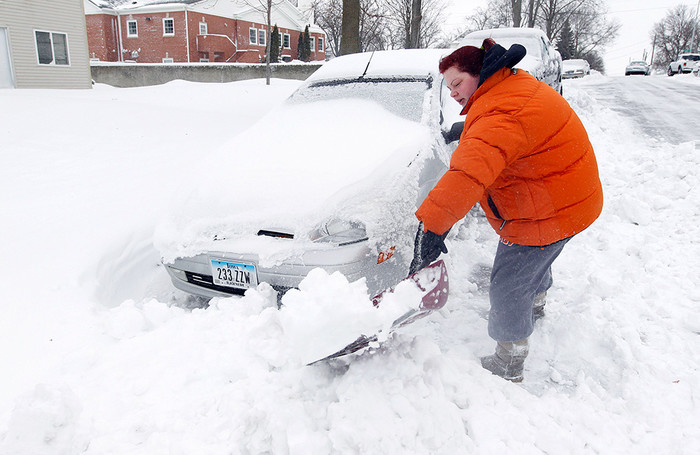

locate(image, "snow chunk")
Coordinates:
278 268 424 365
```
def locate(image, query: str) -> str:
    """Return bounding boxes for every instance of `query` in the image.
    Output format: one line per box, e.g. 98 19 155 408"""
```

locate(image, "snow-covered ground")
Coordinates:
1 74 699 454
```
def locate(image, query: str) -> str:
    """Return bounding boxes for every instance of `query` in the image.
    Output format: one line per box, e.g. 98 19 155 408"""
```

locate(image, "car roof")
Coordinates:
306 49 450 83
461 27 549 42
458 27 550 73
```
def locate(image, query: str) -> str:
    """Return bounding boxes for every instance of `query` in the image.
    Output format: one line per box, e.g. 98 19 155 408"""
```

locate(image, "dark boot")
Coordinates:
533 292 547 321
480 339 529 382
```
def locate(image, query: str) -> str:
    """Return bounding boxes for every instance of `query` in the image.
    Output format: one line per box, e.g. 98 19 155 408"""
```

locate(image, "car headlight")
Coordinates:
310 219 368 246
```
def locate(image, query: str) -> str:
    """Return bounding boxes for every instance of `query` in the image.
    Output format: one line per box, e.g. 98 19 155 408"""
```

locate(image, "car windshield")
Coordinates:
682 55 700 61
630 61 647 65
564 60 585 68
287 77 431 123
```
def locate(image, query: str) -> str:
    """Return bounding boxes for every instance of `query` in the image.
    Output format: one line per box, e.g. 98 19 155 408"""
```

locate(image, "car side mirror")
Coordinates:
442 121 463 143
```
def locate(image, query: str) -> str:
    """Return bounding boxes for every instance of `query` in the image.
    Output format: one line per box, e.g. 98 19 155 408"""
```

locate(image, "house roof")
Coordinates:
93 0 203 7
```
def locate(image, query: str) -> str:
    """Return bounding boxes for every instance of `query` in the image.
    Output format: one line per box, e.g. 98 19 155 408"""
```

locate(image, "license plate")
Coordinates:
210 259 258 290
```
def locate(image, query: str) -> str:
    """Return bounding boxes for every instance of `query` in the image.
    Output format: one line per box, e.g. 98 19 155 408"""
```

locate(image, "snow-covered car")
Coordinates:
667 53 700 75
625 60 651 76
458 27 562 93
562 58 591 79
158 49 463 300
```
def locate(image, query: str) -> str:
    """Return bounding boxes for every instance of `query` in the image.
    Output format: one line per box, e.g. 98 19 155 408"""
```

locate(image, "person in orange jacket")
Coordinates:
409 38 603 382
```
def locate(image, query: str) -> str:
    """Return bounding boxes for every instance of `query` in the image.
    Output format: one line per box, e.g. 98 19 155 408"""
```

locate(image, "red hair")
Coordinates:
439 38 496 76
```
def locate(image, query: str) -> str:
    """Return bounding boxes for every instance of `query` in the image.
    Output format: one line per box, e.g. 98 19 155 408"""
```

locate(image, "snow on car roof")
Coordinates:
307 49 450 82
463 27 549 39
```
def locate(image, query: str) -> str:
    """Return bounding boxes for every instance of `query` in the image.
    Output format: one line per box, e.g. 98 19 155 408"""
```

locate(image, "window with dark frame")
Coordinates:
35 30 69 65
283 33 290 49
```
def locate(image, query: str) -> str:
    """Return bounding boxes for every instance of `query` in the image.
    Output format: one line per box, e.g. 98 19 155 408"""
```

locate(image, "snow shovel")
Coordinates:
309 259 449 364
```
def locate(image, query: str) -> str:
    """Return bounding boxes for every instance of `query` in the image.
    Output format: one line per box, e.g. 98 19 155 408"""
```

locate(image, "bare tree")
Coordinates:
359 0 390 52
566 0 619 59
526 0 541 27
313 0 387 55
457 0 618 73
460 0 511 37
313 0 343 56
409 0 422 48
650 5 700 69
511 0 522 27
384 0 447 49
247 0 284 85
341 0 361 54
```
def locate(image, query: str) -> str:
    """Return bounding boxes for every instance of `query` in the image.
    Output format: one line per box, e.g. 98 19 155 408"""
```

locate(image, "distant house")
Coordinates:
0 0 92 89
84 0 326 64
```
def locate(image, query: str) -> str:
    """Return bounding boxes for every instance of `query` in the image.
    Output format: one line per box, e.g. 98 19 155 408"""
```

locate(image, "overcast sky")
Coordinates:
441 0 698 75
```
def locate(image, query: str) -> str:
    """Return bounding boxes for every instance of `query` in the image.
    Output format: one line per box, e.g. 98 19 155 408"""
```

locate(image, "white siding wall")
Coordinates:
0 0 91 89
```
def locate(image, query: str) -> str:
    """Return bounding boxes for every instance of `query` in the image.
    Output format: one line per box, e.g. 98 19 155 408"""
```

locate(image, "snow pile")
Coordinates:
155 97 433 264
279 269 426 365
2 75 700 453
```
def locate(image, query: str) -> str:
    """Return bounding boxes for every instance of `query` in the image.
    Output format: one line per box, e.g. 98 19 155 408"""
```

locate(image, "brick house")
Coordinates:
84 0 326 64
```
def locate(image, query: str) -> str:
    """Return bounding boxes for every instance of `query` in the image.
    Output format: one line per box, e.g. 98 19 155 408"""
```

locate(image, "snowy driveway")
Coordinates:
580 74 700 144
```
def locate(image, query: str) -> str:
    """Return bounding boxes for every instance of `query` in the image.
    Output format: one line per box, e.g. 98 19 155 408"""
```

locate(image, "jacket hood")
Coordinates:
478 43 526 86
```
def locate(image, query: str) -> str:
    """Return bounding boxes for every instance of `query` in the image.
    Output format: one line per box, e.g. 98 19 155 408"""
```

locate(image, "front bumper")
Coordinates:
562 71 584 79
164 241 407 299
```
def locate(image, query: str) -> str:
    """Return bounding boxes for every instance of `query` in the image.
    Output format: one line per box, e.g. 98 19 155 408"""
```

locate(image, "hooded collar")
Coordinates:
459 43 527 116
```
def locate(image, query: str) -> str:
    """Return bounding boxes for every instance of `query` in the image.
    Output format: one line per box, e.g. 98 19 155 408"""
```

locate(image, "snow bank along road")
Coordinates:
582 74 700 144
1 75 699 454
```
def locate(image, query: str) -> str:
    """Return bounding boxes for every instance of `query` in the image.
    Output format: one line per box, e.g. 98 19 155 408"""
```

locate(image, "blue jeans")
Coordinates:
488 236 572 341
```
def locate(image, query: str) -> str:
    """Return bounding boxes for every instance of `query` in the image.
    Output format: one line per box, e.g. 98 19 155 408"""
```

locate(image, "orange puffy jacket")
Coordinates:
416 67 603 246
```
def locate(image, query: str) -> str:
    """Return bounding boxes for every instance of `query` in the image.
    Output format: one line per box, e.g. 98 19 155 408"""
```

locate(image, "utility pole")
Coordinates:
650 34 656 66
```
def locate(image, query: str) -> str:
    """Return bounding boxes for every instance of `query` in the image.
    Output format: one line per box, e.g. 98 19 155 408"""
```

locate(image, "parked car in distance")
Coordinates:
459 27 563 94
667 53 700 75
160 49 464 300
625 60 651 76
562 59 591 79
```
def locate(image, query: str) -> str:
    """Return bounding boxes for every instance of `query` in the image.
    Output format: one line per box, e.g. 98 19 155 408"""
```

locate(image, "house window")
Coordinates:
318 37 324 52
309 36 315 53
199 22 207 35
283 33 290 49
163 18 174 36
258 29 266 46
249 28 257 44
126 20 137 37
162 57 174 63
34 30 69 65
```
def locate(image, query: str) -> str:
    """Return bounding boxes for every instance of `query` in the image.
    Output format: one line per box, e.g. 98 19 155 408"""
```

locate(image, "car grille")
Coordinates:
185 271 246 295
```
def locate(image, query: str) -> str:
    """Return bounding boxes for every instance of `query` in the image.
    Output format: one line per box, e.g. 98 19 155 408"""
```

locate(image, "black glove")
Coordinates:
409 223 449 275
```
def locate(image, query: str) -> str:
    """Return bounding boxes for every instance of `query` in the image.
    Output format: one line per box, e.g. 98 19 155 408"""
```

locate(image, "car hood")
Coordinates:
156 98 435 263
